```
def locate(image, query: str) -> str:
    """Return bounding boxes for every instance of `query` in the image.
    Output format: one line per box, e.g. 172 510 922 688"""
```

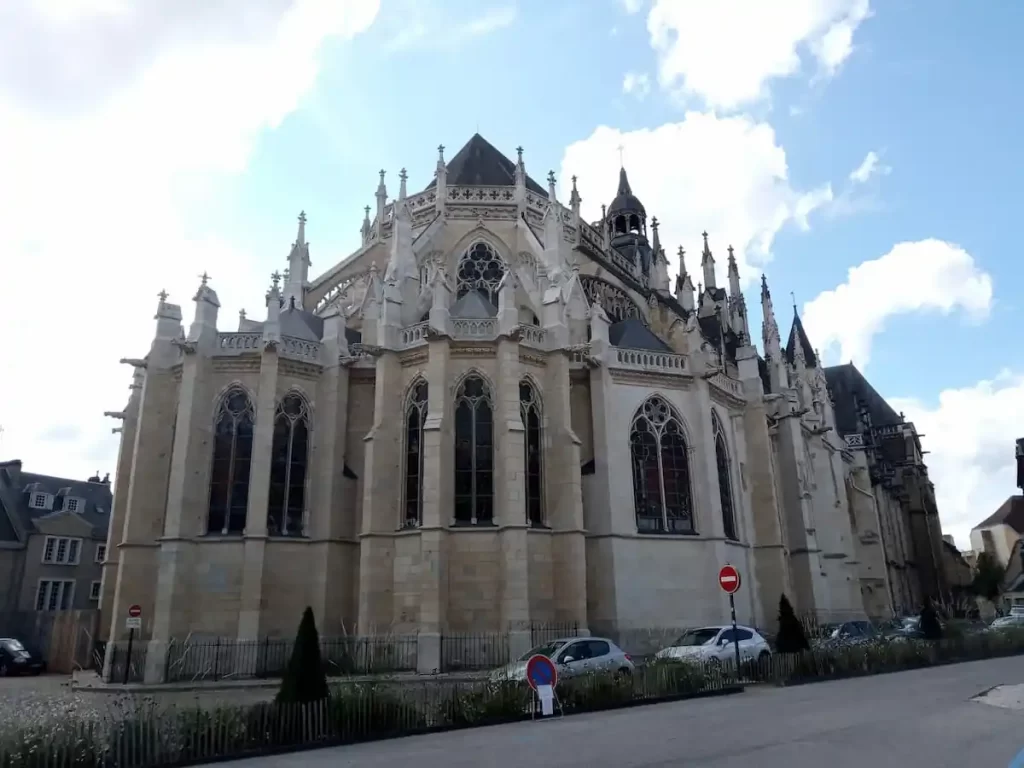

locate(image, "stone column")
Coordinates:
495 337 531 657
416 339 450 672
236 347 279 643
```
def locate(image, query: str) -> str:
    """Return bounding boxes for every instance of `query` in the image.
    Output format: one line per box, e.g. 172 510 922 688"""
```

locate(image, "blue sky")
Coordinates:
1 0 1021 549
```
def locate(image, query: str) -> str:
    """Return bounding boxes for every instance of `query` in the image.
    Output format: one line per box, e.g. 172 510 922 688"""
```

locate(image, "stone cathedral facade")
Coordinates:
100 134 904 681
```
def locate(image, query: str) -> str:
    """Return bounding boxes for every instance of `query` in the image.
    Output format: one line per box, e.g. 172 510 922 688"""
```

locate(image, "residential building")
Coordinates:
103 134 895 682
971 496 1024 569
0 460 112 616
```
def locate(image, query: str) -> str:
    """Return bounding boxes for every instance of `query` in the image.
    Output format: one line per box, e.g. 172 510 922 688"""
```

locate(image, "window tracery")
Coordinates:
712 411 737 541
268 393 310 536
520 380 543 526
207 387 255 535
579 275 643 323
630 395 694 534
456 242 505 307
454 374 494 525
403 380 428 528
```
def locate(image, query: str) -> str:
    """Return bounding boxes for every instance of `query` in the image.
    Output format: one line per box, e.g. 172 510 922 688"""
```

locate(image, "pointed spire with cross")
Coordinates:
198 272 211 287
437 144 445 163
157 289 168 303
270 271 282 290
516 145 524 164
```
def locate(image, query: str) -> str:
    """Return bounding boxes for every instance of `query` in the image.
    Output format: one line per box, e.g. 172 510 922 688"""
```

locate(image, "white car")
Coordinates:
489 637 635 683
654 625 771 666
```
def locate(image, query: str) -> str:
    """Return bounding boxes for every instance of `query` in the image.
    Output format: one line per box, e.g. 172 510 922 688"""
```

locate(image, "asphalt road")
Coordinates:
225 655 1024 768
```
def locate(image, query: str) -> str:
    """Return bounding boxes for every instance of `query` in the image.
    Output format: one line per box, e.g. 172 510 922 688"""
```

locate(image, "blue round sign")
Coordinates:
525 654 558 690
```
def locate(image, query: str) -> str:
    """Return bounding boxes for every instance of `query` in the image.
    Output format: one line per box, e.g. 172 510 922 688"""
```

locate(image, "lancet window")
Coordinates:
267 392 310 537
520 380 543 526
456 242 505 307
207 386 255 535
403 379 428 528
630 395 694 534
712 411 738 541
454 374 494 525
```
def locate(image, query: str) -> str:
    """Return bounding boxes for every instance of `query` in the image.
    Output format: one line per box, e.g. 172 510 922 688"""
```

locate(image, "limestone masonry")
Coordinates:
99 135 948 681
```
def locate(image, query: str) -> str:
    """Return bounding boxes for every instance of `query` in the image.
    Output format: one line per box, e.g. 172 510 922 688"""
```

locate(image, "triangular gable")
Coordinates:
32 510 98 537
424 133 546 195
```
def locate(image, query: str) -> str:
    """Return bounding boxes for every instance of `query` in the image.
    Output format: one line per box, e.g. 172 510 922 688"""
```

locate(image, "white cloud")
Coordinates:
802 239 993 368
560 113 833 287
890 371 1024 553
849 150 890 184
622 72 651 100
620 0 644 13
383 3 516 52
0 1 379 481
646 0 871 110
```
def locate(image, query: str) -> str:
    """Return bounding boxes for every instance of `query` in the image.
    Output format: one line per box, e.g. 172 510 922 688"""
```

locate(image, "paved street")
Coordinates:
227 656 1024 767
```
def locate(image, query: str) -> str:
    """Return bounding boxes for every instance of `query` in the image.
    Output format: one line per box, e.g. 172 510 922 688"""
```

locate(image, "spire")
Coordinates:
675 246 695 311
375 170 387 239
435 145 447 215
651 216 661 254
361 205 371 244
786 304 818 369
701 231 716 291
398 168 408 200
547 170 557 201
569 174 581 211
617 166 632 196
284 211 311 307
727 245 740 297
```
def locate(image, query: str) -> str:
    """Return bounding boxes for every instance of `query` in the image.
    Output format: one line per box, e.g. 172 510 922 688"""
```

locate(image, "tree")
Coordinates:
276 606 329 704
919 598 943 640
775 594 810 653
972 552 1005 603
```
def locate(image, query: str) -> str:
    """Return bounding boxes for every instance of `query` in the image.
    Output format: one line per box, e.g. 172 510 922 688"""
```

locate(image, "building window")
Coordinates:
207 386 255 535
95 544 107 564
520 380 544 526
64 497 80 513
630 395 695 534
42 536 82 565
89 581 101 600
403 379 428 528
36 580 75 611
31 493 49 510
713 411 738 541
268 392 310 537
456 242 505 307
453 374 494 525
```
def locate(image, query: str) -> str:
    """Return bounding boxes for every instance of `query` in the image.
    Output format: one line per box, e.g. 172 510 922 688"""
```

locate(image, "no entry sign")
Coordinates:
718 565 741 595
128 604 142 618
525 654 558 691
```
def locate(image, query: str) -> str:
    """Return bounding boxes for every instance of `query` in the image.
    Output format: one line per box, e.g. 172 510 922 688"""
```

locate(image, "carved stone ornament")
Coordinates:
263 339 279 352
173 339 198 355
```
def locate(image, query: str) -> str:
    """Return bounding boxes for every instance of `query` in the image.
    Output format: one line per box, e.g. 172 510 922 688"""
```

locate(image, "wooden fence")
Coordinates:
0 609 99 673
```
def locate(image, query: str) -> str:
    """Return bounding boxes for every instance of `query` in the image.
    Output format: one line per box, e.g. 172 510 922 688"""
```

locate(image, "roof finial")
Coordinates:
270 271 282 290
198 272 211 287
364 205 371 218
516 145 524 164
298 210 306 224
437 144 445 162
761 274 770 297
617 143 625 168
239 308 247 320
157 289 168 303
791 291 798 315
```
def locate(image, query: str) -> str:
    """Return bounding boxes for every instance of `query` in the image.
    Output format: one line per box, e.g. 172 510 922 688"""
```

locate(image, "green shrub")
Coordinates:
558 670 634 713
642 659 708 696
277 607 329 705
441 681 530 726
328 683 425 738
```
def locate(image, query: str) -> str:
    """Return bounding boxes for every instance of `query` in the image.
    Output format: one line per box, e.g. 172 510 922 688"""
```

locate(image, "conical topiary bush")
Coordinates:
919 599 943 641
775 594 810 653
276 606 329 704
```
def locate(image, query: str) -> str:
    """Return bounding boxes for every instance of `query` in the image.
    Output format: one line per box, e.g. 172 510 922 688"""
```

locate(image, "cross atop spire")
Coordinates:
516 145 523 163
617 143 625 167
198 272 211 287
547 170 556 185
437 144 445 161
271 271 282 289
791 291 797 313
298 210 306 224
399 168 408 183
364 205 371 217
157 289 168 302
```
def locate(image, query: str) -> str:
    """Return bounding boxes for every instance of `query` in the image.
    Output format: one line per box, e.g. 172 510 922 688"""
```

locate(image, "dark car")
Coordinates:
0 637 45 676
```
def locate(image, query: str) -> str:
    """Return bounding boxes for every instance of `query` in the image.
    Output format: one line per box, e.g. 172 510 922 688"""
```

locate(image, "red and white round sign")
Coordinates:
127 604 142 618
718 565 741 595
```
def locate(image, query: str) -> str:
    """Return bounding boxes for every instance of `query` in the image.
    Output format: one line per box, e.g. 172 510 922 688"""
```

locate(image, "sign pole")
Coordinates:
729 593 741 676
123 627 134 685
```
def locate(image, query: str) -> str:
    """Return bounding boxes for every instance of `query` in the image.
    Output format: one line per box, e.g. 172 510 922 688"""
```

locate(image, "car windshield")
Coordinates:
673 628 720 647
517 641 566 662
1 639 25 652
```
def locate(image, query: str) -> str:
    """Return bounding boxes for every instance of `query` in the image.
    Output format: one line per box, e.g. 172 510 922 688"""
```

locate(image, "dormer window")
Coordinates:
65 497 81 513
31 493 49 510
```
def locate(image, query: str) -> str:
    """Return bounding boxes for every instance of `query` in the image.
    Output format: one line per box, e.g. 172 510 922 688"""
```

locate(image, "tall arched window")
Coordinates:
456 242 505 307
268 392 310 536
520 380 543 526
630 396 694 534
403 379 428 528
454 374 494 525
712 411 737 541
207 386 255 535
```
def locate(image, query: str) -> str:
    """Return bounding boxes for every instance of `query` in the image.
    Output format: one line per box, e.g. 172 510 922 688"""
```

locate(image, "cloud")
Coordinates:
889 371 1024 553
383 3 516 52
802 239 993 368
646 0 871 110
0 1 379 481
848 150 890 184
622 72 651 100
620 0 644 13
559 113 833 287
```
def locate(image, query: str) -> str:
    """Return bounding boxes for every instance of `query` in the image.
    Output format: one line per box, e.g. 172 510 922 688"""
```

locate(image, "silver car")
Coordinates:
489 636 635 683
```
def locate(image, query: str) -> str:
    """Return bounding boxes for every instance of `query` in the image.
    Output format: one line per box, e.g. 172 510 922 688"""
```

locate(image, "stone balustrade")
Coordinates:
707 371 743 399
216 333 262 355
519 325 546 348
610 348 687 374
451 318 498 339
280 336 321 363
399 322 429 349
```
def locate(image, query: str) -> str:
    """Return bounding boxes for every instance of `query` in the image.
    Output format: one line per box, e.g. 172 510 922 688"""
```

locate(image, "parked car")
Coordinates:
489 637 634 683
990 615 1024 631
0 637 45 676
815 620 883 649
654 625 771 666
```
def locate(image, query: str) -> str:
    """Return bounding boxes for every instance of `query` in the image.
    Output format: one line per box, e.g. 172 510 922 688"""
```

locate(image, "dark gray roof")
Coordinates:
608 318 671 351
424 134 546 195
280 304 323 341
0 461 112 541
975 495 1024 534
785 311 818 368
450 290 497 319
607 167 646 217
823 363 902 436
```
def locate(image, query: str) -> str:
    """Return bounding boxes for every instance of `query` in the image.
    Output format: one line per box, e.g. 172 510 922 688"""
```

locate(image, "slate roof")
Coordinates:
0 461 112 543
450 290 498 319
786 311 818 367
607 167 646 217
608 318 671 351
823 363 902 436
424 134 547 195
974 495 1024 534
245 305 361 345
